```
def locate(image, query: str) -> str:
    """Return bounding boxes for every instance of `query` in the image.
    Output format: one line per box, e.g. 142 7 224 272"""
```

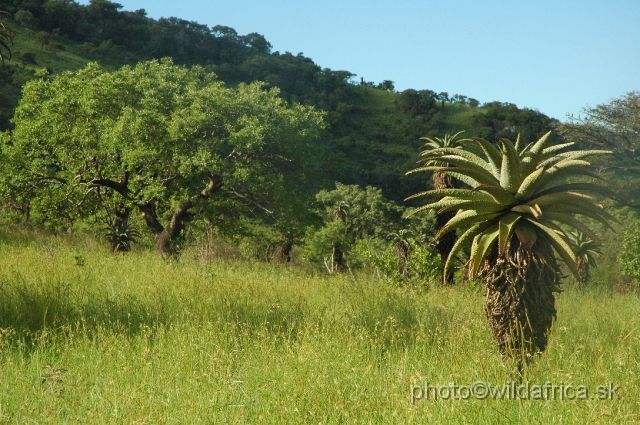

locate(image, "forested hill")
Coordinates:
0 0 558 202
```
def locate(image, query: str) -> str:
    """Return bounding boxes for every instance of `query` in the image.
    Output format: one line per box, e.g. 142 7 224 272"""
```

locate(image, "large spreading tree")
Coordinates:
0 59 325 254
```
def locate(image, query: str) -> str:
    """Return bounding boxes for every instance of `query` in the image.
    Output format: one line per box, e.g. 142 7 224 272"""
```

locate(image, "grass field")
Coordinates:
0 227 638 424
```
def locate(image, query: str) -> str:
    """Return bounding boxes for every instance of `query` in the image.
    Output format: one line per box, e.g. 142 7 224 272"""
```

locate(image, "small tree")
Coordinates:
557 92 640 211
14 10 38 29
15 51 37 66
303 183 403 272
48 42 65 57
436 92 449 110
377 80 395 92
34 31 51 49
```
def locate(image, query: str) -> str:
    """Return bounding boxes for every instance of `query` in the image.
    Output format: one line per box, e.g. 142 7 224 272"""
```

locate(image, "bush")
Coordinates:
15 51 37 65
356 237 440 286
619 224 640 283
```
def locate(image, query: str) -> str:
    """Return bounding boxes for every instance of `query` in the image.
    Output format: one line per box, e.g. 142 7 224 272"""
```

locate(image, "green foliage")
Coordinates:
407 131 614 282
302 183 405 272
618 223 640 283
13 50 36 65
1 59 325 253
0 1 560 205
14 9 38 29
558 91 640 211
302 219 353 272
472 101 558 144
356 236 441 285
34 30 51 48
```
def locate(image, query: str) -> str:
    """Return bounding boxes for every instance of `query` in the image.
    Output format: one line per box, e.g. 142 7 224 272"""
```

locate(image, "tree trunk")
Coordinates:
274 234 293 263
478 236 561 370
139 175 222 257
436 210 456 284
333 244 346 272
433 171 456 285
575 258 589 287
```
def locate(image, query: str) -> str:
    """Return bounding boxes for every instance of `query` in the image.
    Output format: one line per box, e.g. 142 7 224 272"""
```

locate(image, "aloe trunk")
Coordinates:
479 236 561 367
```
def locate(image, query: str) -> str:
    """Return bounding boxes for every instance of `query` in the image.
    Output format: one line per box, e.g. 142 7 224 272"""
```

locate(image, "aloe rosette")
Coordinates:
407 131 613 364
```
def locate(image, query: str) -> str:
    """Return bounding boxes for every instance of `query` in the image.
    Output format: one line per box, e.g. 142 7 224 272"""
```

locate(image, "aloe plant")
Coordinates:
418 131 471 284
407 131 614 365
566 230 602 286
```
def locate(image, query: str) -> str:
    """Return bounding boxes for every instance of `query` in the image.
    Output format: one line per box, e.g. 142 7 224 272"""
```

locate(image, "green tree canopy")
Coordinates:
1 58 325 254
303 183 405 272
557 91 640 209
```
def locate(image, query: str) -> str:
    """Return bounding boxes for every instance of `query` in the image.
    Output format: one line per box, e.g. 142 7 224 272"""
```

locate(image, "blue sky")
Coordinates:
78 0 639 121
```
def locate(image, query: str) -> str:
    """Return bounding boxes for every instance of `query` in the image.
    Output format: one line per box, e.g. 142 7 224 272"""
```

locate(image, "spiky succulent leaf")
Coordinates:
566 230 602 268
437 200 507 215
428 155 500 185
542 212 602 245
443 221 495 284
411 166 501 187
418 147 494 174
405 188 494 202
528 219 580 279
515 166 546 200
498 213 522 254
537 149 610 168
526 130 552 158
468 137 502 178
500 139 521 192
541 142 574 155
532 182 617 200
435 210 501 239
473 185 517 206
468 223 500 279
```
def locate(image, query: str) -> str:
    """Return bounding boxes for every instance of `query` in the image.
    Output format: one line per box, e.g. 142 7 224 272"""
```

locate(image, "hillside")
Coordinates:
0 0 558 202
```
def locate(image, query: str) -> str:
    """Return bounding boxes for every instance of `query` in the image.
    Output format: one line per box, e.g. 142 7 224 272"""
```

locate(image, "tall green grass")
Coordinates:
0 227 638 423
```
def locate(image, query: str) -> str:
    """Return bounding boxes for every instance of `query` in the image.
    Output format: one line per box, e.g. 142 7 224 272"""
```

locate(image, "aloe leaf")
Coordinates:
500 139 521 192
468 224 499 280
442 221 495 284
528 218 579 279
469 137 501 178
498 212 521 254
515 167 545 200
436 210 501 239
473 184 517 206
404 188 493 202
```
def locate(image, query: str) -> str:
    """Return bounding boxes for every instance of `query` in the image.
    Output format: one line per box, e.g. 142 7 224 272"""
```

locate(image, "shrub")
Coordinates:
619 224 640 283
356 237 440 286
